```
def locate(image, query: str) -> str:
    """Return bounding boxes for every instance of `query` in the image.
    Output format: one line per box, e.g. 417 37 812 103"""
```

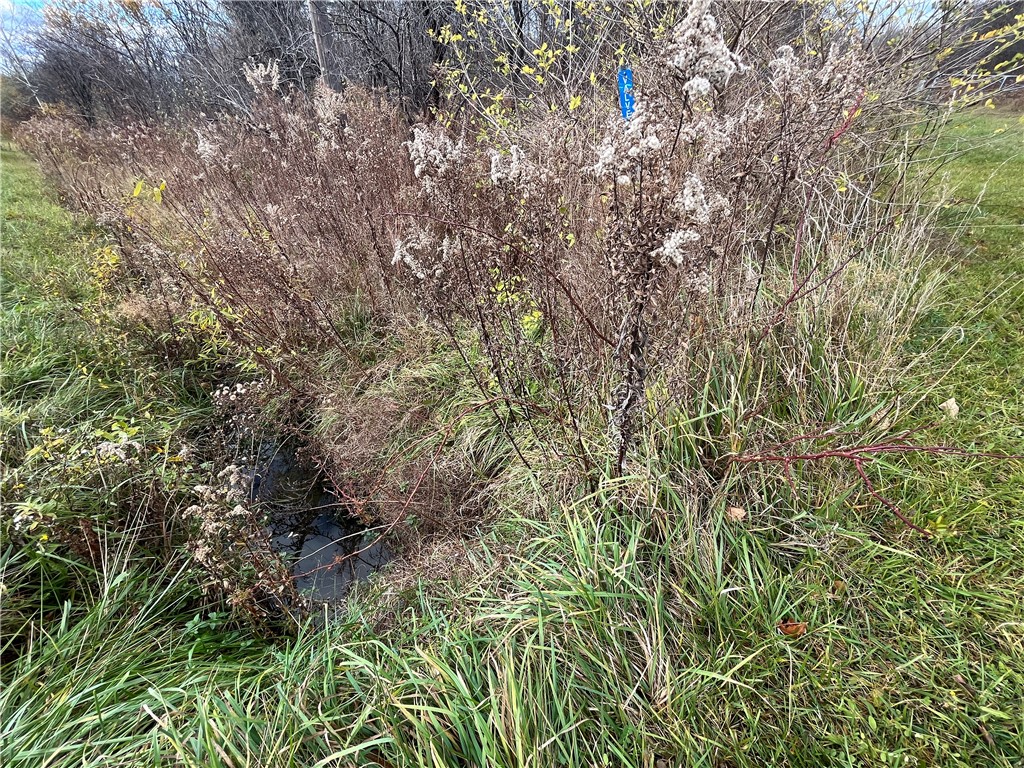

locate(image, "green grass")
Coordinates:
2 112 1024 768
931 111 1023 455
0 148 216 660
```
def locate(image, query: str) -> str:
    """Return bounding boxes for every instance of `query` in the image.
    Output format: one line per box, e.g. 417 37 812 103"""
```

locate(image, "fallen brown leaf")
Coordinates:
778 619 808 637
939 397 960 419
725 505 746 523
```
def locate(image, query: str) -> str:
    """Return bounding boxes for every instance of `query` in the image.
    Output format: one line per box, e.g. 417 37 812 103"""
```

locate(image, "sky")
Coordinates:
0 0 45 72
1 0 46 34
2 0 45 21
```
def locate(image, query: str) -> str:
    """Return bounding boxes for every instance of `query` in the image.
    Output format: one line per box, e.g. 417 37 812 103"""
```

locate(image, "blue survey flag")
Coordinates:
617 67 635 120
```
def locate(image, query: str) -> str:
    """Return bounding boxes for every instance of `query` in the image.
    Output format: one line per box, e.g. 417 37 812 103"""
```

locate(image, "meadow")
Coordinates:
2 106 1022 766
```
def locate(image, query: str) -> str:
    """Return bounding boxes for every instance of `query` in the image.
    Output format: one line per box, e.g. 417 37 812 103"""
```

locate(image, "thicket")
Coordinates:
11 0 1020 615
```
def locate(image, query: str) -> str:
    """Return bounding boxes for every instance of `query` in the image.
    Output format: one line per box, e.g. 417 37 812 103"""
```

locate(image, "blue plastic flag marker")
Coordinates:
617 67 635 120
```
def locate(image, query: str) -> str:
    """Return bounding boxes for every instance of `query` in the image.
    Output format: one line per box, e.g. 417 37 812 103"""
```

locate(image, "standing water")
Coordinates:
246 441 391 602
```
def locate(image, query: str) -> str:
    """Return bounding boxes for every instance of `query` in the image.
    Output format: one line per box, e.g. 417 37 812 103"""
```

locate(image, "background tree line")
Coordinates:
1 0 1021 131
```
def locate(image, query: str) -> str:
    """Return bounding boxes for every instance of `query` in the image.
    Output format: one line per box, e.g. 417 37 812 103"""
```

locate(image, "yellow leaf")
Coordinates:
569 95 582 110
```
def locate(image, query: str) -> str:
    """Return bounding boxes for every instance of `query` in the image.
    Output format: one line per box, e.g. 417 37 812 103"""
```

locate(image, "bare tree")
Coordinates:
222 0 319 90
17 0 183 123
11 0 1020 126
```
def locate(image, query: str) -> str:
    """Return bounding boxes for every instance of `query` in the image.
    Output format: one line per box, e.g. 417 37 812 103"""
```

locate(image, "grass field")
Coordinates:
1 113 1023 767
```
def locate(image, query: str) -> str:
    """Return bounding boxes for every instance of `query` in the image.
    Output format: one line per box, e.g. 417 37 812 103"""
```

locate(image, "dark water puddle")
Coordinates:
246 441 391 603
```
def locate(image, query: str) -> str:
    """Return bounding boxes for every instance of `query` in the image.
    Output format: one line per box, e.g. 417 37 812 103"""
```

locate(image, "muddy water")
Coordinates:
247 441 390 602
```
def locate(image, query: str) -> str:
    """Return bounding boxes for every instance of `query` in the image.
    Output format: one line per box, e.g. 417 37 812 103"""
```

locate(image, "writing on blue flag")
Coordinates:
617 67 635 120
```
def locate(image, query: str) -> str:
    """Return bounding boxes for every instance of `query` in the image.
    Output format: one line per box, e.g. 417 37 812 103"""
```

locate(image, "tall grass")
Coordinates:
5 466 1022 767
